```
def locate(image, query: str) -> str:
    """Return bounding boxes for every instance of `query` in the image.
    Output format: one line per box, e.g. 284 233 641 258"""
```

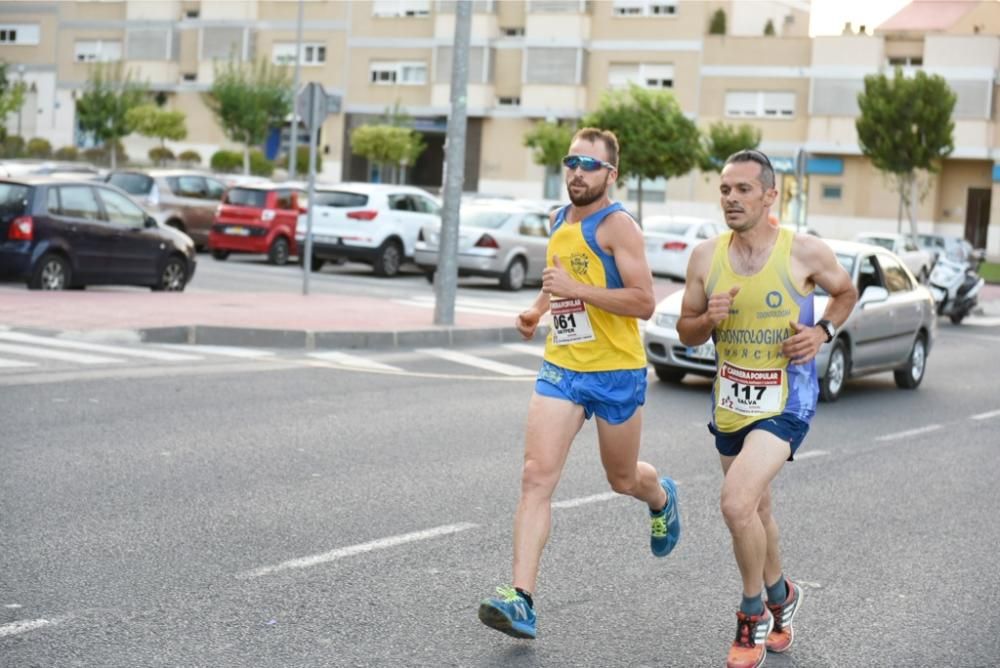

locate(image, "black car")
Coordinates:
0 176 196 291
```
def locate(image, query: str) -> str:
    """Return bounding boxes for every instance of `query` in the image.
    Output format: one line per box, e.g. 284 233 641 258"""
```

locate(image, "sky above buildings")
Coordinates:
809 0 912 35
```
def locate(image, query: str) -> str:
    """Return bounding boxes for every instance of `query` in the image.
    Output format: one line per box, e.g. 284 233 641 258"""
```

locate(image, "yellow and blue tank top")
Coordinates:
706 226 818 433
542 202 647 372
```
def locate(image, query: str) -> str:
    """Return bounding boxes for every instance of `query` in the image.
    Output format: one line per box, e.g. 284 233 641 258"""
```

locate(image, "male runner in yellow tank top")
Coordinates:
678 150 857 668
477 128 682 640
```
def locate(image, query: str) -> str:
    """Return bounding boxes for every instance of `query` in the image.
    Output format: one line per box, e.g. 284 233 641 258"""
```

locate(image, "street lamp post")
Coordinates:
16 64 25 139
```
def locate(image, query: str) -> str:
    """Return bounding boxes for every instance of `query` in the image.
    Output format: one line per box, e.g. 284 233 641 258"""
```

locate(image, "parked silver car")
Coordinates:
414 203 551 291
644 239 937 402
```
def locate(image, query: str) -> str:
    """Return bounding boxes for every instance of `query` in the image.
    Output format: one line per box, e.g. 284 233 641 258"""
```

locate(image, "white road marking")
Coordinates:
962 316 1000 327
307 351 402 372
417 347 537 376
0 332 201 361
970 409 1000 421
393 296 525 317
0 342 123 365
795 450 830 460
153 344 275 358
0 618 58 638
551 492 621 509
502 343 546 357
242 522 478 578
875 424 943 442
0 357 37 368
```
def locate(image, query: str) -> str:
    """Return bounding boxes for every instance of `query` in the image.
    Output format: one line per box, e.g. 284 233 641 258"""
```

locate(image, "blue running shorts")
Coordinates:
535 360 647 425
708 413 810 461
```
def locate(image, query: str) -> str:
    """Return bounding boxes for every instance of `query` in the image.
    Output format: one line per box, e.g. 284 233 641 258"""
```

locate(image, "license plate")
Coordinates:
226 226 248 236
315 235 342 245
686 343 715 361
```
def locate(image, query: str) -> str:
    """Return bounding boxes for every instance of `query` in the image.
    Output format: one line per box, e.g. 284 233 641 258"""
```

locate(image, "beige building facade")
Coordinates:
1 0 999 255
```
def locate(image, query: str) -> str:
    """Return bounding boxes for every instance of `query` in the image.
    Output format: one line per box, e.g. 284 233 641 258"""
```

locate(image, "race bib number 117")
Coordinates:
717 362 783 416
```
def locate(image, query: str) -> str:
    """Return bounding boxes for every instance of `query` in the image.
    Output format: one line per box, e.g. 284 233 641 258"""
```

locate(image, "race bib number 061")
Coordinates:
717 362 783 416
550 298 596 345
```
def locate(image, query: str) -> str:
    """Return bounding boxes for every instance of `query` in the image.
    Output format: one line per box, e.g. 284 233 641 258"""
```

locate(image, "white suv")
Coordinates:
296 183 441 276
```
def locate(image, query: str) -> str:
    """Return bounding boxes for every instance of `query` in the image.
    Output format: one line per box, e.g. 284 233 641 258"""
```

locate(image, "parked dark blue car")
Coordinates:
0 176 196 290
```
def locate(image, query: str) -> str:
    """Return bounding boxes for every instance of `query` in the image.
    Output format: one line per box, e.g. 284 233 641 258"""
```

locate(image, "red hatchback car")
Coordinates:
209 185 304 265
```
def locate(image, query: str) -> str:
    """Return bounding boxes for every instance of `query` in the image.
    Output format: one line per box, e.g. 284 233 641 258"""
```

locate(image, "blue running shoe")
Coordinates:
478 585 536 639
650 476 681 557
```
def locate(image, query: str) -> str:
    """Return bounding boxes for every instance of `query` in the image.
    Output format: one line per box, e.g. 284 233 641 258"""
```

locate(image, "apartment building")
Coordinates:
1 0 998 255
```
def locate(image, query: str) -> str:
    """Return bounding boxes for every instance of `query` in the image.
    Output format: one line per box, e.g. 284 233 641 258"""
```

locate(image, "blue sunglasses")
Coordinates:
562 155 615 172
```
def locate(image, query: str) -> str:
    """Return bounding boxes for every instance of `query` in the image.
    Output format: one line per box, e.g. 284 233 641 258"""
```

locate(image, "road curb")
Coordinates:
138 324 551 350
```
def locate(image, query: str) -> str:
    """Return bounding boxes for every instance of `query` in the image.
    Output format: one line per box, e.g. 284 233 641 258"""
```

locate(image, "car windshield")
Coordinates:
107 172 154 196
815 253 857 296
0 182 30 224
224 188 268 208
917 235 944 249
859 236 894 251
313 191 368 207
460 209 512 229
645 220 693 235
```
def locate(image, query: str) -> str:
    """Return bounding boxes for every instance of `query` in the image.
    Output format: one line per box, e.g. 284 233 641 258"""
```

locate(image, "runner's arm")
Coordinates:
546 212 655 319
677 242 715 346
801 235 857 329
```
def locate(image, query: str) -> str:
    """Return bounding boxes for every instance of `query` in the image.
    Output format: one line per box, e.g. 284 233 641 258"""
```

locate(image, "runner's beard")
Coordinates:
567 176 610 207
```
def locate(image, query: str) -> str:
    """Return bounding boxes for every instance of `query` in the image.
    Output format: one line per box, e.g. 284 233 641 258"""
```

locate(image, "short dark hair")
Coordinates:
724 149 775 190
571 127 619 169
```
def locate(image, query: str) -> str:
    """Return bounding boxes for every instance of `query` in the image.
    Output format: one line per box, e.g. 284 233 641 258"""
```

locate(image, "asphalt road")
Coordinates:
2 320 999 667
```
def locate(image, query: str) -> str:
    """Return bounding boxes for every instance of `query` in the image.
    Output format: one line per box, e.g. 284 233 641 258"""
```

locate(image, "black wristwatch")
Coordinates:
816 319 835 343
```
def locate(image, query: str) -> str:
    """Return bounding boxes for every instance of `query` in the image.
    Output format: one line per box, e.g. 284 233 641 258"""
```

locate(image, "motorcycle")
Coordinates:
928 249 986 325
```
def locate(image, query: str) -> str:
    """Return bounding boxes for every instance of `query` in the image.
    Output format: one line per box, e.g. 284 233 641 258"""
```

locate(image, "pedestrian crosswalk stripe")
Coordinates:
152 344 275 358
0 332 201 361
393 295 526 317
416 347 536 376
307 351 402 372
0 357 37 368
0 342 124 365
502 343 546 357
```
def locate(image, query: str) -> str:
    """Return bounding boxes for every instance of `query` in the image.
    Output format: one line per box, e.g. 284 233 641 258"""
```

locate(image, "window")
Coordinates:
313 191 368 207
225 188 267 208
0 24 40 45
388 194 415 211
821 185 842 200
725 91 794 118
372 0 430 17
185 9 200 18
500 27 525 36
888 56 922 67
609 63 673 89
525 48 580 85
878 255 913 293
205 179 226 200
273 42 327 66
856 255 883 295
519 213 549 238
412 195 440 215
182 72 197 82
275 190 294 210
74 40 122 63
55 186 100 221
200 27 246 61
107 173 154 196
46 188 59 215
127 28 171 60
98 188 146 228
169 176 208 199
611 0 676 16
497 96 521 107
370 61 427 85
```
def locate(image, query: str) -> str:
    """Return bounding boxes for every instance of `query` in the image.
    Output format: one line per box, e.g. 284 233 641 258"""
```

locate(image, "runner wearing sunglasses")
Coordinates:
477 127 681 640
677 150 857 668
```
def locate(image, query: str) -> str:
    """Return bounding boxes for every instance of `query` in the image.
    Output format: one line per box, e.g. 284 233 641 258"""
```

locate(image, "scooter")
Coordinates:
928 250 986 325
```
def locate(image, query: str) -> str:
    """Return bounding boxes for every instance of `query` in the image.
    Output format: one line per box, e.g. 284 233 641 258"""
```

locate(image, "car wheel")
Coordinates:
268 237 290 266
499 257 527 291
373 239 403 277
152 256 188 292
424 270 435 284
310 257 325 272
949 311 966 325
211 249 230 260
654 365 686 383
819 338 849 402
893 334 927 390
28 253 71 290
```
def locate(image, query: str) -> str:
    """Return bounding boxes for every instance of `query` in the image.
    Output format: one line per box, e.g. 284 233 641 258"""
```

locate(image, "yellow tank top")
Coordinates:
706 227 818 432
542 202 647 372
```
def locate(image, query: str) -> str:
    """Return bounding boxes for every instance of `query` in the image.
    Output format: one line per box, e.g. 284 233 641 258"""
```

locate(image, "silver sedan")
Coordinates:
643 239 937 402
414 203 551 291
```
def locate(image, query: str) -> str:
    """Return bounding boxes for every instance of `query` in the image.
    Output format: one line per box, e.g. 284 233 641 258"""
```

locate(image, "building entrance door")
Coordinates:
964 188 991 248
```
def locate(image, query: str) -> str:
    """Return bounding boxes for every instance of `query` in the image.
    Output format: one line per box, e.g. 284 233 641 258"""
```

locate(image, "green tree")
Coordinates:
709 8 727 35
524 120 575 199
0 63 27 141
75 62 148 169
582 83 701 224
764 19 776 36
350 124 425 184
204 58 292 175
699 121 762 173
856 69 956 239
126 104 187 158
